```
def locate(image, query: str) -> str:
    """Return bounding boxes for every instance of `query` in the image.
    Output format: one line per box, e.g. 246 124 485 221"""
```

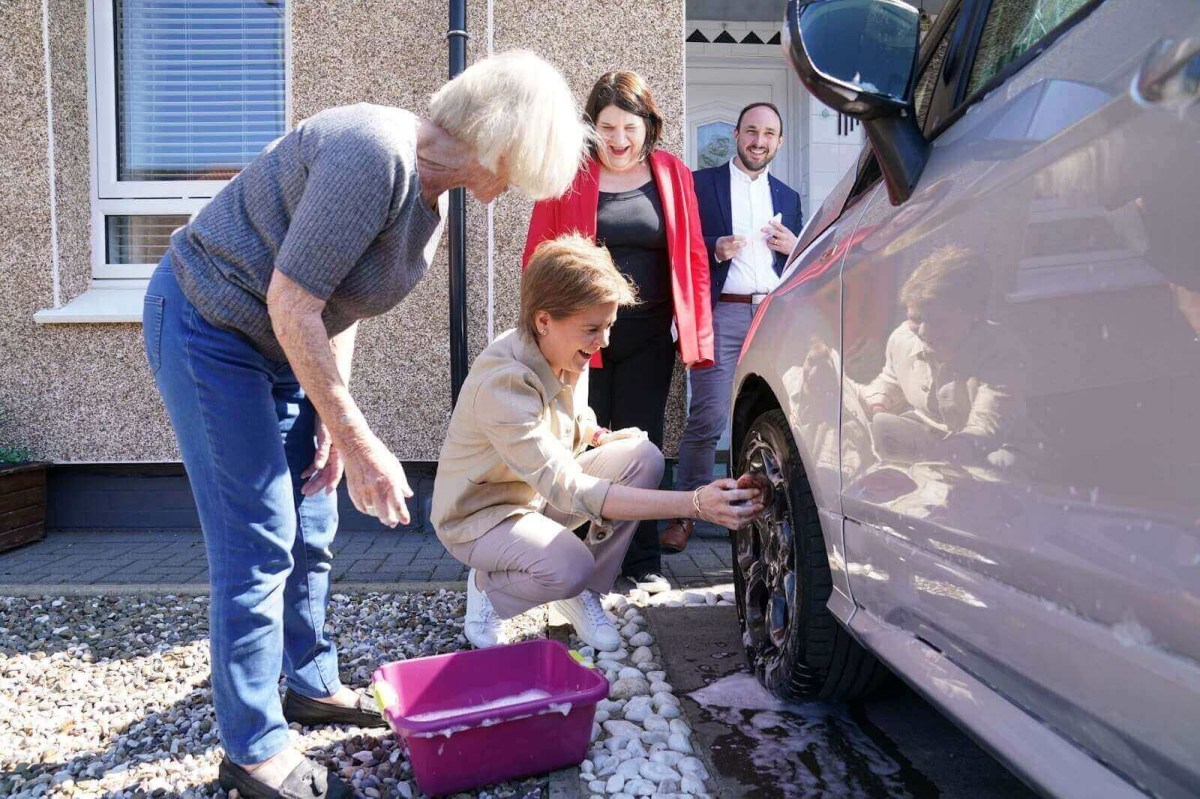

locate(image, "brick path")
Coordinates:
0 525 732 591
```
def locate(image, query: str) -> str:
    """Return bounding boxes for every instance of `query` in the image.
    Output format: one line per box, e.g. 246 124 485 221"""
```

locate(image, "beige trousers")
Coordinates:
445 438 665 619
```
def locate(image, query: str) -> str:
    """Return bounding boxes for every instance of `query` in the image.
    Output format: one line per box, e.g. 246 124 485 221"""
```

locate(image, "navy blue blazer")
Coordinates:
692 163 803 301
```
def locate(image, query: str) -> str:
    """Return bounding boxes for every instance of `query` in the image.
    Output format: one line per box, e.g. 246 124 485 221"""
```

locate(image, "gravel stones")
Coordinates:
638 587 735 610
609 677 651 700
630 646 654 665
0 592 549 799
668 733 695 754
1 578 719 799
601 720 642 739
627 632 653 648
621 696 654 723
643 714 669 732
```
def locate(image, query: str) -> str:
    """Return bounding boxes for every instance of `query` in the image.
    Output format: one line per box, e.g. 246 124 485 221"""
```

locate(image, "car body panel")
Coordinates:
843 560 1149 799
734 203 870 516
734 0 1200 794
733 176 875 622
844 516 1200 798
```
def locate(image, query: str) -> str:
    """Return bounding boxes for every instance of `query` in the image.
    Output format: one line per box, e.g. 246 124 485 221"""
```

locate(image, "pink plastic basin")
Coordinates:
372 639 608 797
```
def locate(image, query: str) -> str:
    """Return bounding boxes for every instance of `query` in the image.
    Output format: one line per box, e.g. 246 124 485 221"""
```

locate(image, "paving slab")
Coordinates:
0 528 734 592
647 604 1036 798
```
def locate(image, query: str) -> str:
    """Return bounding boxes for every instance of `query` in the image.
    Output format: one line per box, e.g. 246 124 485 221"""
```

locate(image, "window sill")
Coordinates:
35 280 146 324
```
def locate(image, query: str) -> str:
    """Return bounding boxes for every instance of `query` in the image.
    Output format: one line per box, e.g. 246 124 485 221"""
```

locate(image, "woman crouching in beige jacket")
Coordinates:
432 234 762 651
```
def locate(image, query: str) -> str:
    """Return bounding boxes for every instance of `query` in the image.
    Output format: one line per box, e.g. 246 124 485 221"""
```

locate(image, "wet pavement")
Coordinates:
647 605 1037 799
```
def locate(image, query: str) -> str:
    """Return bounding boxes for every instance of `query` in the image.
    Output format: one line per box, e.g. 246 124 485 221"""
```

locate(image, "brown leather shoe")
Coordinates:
660 518 694 554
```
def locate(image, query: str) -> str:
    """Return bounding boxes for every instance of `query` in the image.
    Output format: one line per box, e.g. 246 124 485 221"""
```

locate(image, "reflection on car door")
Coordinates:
837 1 1200 795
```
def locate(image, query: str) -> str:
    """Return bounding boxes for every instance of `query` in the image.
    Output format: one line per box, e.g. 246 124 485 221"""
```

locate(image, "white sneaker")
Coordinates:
553 590 621 652
465 569 505 649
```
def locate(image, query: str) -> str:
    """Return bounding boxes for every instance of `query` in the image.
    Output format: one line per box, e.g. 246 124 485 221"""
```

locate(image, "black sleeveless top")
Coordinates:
596 181 671 319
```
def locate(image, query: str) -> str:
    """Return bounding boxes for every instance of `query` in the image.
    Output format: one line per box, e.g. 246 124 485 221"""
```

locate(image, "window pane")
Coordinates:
116 0 286 181
966 0 1091 97
105 215 190 263
913 10 959 130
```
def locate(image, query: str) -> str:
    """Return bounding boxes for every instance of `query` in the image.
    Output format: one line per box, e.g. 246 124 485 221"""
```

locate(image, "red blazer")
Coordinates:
522 151 715 370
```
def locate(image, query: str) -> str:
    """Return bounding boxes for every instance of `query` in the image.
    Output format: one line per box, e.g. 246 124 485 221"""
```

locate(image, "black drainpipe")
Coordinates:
447 0 469 405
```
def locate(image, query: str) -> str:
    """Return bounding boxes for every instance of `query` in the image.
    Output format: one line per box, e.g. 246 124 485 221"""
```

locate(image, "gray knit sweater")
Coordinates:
170 104 446 361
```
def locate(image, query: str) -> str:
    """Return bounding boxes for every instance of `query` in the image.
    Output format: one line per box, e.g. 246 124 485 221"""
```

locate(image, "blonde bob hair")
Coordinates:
521 234 637 338
429 50 587 200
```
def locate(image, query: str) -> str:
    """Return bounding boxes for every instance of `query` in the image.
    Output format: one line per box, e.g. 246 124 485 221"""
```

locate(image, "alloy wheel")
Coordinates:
734 426 798 688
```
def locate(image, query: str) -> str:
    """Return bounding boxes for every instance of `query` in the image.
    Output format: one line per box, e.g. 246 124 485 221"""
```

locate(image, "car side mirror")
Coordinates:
784 0 930 204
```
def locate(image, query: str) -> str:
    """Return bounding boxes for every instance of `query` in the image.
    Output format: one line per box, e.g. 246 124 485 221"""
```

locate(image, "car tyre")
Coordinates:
733 408 891 701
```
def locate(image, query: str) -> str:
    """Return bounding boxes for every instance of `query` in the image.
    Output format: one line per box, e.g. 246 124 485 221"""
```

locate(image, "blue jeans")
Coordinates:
676 301 755 491
143 258 342 765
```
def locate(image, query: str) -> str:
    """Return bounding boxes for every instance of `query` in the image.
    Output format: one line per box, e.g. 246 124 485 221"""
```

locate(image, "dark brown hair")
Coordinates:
584 71 664 161
736 102 784 137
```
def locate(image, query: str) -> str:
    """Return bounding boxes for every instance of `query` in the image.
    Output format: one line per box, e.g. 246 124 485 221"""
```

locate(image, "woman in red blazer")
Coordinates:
523 71 714 592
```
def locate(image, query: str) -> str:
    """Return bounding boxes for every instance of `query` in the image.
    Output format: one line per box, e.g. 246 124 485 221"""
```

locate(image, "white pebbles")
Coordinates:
569 590 715 799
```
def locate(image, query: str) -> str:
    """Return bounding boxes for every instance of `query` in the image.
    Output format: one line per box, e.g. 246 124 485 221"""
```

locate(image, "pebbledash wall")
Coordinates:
0 0 688 527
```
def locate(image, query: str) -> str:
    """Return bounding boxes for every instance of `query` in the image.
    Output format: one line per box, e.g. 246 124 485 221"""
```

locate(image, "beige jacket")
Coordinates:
858 321 1031 447
431 329 609 546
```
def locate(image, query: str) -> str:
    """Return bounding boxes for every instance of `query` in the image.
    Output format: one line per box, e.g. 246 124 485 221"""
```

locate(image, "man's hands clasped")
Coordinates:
715 235 746 263
762 218 797 256
715 219 796 265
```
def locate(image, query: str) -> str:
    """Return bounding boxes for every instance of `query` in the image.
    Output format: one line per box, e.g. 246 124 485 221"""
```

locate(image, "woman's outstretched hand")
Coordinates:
693 477 764 529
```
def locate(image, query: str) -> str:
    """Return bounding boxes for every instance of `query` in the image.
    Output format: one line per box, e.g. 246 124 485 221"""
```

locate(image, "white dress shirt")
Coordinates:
723 159 779 296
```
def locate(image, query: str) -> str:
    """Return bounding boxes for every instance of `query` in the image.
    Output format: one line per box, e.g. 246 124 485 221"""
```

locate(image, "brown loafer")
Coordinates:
660 518 694 554
282 688 386 728
218 755 351 799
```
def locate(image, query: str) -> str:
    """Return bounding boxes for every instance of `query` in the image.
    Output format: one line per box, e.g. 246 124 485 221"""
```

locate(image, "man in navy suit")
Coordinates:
662 102 803 553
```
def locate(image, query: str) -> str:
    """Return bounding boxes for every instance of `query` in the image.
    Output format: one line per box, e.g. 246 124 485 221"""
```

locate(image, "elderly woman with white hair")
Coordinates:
141 51 585 799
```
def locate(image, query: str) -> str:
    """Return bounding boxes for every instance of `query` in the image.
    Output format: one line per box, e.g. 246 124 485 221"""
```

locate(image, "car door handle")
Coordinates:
1132 37 1200 106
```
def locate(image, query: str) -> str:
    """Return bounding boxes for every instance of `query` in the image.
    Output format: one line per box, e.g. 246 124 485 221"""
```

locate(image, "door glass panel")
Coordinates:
696 121 736 169
967 0 1092 97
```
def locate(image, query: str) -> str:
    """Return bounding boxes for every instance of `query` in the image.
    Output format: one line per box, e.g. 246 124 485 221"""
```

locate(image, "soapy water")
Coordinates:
407 692 575 739
690 673 928 798
407 689 553 723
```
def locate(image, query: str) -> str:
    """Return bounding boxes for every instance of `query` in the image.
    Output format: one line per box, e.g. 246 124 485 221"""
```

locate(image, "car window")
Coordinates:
913 9 959 130
966 0 1093 97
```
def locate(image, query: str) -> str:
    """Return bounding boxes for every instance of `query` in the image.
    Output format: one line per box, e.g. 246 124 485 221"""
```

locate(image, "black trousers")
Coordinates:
589 313 675 577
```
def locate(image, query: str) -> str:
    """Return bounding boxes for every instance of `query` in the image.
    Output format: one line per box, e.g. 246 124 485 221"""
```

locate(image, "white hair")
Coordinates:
428 50 587 201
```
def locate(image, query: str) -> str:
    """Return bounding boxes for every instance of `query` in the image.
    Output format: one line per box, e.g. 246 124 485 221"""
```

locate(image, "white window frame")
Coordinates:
90 198 208 279
87 0 292 281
